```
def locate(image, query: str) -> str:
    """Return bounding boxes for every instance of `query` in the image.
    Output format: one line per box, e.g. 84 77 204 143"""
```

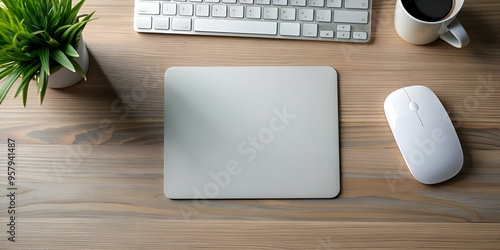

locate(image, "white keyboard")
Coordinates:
134 0 372 42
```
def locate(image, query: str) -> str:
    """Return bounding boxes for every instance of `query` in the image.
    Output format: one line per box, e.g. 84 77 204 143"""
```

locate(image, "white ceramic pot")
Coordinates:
47 37 89 89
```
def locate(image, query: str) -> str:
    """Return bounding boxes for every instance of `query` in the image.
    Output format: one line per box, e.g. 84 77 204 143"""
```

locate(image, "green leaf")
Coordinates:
14 62 39 98
0 64 23 105
50 49 75 72
22 80 29 107
54 24 72 37
60 0 73 22
61 11 95 44
39 47 50 75
0 65 16 80
61 20 86 43
67 0 87 24
47 37 60 47
63 43 79 58
69 57 87 81
38 68 49 104
15 63 38 107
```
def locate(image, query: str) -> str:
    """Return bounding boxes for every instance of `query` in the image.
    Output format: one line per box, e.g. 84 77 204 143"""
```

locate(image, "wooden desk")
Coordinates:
1 0 499 248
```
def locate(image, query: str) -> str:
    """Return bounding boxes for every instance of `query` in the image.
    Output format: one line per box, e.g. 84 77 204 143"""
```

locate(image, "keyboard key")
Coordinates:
229 5 244 18
316 9 331 22
212 5 228 17
334 10 368 24
345 0 369 9
137 16 152 29
172 18 192 30
138 2 160 15
337 31 350 39
320 30 334 38
272 0 288 5
179 3 193 16
194 19 277 35
163 3 177 15
308 0 324 7
290 0 306 7
298 9 314 21
179 4 194 16
337 24 351 31
246 6 261 18
281 8 296 20
326 0 341 8
303 23 318 37
240 0 254 3
223 0 237 2
280 22 300 36
256 0 271 4
206 0 220 2
196 4 210 17
154 17 170 30
353 31 367 40
263 7 279 19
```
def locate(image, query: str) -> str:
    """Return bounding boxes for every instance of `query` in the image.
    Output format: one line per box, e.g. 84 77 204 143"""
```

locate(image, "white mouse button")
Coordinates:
409 101 419 111
405 85 448 128
384 89 414 127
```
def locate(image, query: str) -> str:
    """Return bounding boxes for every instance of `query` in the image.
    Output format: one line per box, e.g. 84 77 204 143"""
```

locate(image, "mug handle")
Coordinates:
440 19 470 48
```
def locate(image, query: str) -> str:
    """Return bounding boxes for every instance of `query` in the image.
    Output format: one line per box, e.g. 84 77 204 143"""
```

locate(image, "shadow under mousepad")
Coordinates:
164 66 339 199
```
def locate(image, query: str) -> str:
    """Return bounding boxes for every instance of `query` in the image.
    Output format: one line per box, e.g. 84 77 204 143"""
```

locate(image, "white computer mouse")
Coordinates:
384 85 463 184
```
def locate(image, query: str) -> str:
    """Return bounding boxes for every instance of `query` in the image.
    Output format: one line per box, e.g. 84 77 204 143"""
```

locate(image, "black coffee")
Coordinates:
402 0 454 22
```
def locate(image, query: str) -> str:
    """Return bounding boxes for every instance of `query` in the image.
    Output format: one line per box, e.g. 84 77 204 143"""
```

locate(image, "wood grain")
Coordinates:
0 0 500 248
13 219 500 249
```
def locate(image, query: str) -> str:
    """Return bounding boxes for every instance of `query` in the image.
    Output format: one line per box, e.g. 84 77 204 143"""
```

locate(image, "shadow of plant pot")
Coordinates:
48 37 89 89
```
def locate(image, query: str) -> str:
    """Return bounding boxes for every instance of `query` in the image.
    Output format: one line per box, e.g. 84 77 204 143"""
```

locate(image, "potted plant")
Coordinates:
0 0 95 106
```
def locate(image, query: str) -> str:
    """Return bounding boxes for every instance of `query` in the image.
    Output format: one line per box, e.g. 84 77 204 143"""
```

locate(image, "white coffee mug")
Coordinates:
394 0 470 48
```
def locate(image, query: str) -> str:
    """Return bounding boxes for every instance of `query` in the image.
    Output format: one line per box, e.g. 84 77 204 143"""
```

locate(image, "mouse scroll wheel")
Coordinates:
409 102 419 112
